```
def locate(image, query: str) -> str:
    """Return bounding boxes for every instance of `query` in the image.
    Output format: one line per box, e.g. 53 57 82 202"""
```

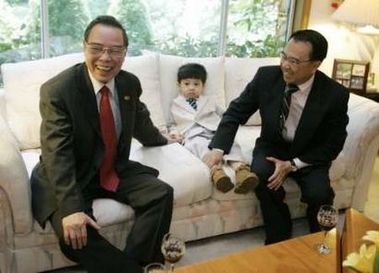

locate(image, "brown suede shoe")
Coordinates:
211 166 234 193
234 165 259 194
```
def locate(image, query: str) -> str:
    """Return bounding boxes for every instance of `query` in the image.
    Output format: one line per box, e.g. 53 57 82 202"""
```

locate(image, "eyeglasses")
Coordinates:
85 42 126 58
280 51 312 66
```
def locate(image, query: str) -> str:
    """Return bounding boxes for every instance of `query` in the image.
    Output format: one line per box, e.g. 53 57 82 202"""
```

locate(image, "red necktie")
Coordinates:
99 86 119 191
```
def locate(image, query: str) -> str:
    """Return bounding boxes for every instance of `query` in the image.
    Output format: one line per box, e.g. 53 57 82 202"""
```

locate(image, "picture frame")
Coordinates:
332 59 370 95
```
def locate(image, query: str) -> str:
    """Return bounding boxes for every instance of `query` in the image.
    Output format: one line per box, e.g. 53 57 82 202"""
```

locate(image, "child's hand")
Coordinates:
163 132 184 144
202 149 223 168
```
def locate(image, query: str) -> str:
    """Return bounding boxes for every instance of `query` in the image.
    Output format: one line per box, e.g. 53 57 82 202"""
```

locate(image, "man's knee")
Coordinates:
150 180 173 208
305 186 335 205
158 181 173 200
163 183 174 206
255 183 286 203
251 163 274 184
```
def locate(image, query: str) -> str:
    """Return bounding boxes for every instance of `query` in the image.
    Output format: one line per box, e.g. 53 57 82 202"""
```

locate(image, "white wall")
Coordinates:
308 0 379 90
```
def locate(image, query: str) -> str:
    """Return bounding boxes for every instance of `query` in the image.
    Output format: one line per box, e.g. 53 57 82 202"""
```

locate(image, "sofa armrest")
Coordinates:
0 88 5 119
0 114 33 236
343 94 379 210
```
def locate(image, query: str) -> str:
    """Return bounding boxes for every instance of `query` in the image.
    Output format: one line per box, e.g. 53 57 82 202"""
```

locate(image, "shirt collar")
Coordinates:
297 74 315 94
181 94 202 100
87 68 116 96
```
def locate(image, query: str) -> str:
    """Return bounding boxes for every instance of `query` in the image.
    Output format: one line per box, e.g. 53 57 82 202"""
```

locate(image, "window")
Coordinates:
0 0 297 85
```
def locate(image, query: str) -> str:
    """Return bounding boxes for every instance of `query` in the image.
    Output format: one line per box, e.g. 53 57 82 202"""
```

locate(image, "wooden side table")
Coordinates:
341 208 379 273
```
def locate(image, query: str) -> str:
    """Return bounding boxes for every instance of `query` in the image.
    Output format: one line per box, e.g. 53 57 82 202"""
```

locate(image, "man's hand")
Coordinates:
162 132 184 144
62 212 101 250
266 157 292 191
202 149 224 169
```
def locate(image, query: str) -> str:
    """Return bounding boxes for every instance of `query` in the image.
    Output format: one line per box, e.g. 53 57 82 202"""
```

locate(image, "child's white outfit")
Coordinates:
168 94 246 163
168 94 259 194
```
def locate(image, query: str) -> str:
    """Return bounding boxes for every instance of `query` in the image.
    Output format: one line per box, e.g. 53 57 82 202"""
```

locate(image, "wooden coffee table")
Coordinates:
175 230 338 273
342 208 379 273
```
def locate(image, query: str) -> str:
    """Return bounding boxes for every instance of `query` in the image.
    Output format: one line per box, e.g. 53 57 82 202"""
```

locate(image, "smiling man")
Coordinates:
31 16 177 273
205 29 349 244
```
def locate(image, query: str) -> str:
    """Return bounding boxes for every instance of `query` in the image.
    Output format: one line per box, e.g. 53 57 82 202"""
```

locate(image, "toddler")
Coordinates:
168 63 259 193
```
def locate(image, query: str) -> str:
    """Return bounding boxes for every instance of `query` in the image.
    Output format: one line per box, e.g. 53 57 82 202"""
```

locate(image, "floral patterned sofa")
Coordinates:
1 52 379 273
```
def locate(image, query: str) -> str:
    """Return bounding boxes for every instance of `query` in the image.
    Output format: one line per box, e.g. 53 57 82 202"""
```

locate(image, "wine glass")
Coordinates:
317 204 338 254
161 233 186 272
144 262 166 273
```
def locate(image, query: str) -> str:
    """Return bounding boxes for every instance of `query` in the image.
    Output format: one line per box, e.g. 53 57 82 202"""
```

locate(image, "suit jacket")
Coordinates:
210 66 349 166
169 95 224 135
31 63 167 227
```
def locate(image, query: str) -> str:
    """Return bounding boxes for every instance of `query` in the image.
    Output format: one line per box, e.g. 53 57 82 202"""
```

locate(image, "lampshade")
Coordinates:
332 0 379 35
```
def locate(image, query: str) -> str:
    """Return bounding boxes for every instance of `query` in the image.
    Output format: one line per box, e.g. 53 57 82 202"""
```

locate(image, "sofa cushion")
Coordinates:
22 142 212 227
121 53 165 129
89 143 213 226
157 53 226 124
2 53 164 150
21 149 133 228
92 198 135 226
130 142 212 206
2 53 85 149
224 57 280 125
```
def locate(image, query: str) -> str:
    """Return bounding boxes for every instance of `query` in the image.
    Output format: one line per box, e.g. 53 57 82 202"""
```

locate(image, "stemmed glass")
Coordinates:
161 233 186 272
317 204 338 254
144 262 166 273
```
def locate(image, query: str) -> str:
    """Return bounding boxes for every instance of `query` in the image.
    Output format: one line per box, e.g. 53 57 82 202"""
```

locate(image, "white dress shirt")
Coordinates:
88 70 122 139
283 75 315 169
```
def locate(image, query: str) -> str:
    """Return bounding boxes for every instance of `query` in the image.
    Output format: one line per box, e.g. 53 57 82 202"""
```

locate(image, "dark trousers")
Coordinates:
50 173 174 273
251 147 335 244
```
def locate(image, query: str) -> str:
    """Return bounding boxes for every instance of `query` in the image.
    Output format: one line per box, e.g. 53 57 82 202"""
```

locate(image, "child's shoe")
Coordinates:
234 165 259 194
211 166 234 193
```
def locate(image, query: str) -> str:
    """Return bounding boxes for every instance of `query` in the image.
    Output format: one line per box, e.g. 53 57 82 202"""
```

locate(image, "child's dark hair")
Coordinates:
177 63 207 84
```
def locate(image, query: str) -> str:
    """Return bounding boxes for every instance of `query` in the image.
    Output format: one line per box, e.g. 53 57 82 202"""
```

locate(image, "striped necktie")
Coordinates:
280 84 299 130
187 98 197 110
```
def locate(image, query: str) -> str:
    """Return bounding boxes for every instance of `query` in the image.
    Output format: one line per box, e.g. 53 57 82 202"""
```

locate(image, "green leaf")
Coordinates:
374 248 379 273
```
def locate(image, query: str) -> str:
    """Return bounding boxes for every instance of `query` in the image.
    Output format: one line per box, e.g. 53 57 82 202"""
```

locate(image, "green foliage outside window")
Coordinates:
0 0 23 62
6 0 27 4
226 0 287 57
108 0 154 56
141 0 287 58
27 0 89 57
0 0 290 74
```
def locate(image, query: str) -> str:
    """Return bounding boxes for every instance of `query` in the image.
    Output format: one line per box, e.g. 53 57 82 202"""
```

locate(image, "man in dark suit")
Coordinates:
204 29 349 244
31 16 178 273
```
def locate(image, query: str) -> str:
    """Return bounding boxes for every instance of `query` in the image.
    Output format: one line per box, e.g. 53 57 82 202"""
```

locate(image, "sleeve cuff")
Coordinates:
212 148 224 155
293 158 311 169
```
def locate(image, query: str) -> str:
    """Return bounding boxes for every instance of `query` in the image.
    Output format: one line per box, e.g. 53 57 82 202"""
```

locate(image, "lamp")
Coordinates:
332 0 379 35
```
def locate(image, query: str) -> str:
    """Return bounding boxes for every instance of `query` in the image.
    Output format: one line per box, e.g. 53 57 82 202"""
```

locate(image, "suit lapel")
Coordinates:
292 73 323 147
266 80 286 139
176 95 195 113
76 64 101 137
115 74 134 140
196 95 207 113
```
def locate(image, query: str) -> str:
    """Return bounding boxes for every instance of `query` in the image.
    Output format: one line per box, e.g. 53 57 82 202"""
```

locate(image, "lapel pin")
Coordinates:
124 95 131 101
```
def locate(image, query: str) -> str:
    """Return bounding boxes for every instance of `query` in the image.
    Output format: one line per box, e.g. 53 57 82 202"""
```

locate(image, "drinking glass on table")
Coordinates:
144 262 166 273
161 233 185 272
316 204 338 254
